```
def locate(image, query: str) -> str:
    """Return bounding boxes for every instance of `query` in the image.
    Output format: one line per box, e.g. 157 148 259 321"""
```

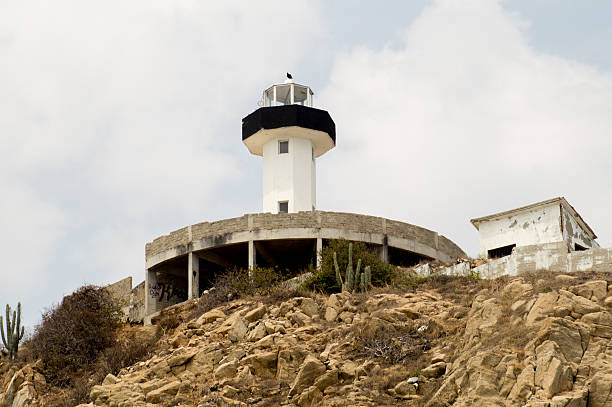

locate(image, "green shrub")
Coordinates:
302 239 396 293
28 285 123 385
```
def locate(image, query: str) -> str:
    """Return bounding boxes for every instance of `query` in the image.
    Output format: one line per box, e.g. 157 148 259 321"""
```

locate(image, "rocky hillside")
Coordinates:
2 270 612 406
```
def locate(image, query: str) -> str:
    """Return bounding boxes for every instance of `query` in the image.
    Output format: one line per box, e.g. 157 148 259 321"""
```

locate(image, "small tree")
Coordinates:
1 302 25 363
29 285 122 385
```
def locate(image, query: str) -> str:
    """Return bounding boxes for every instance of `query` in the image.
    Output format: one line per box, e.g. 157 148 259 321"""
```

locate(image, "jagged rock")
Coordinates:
313 370 338 391
556 290 602 317
247 322 267 341
320 343 335 361
199 308 226 325
604 296 612 307
277 348 307 383
549 388 588 407
534 317 586 364
509 364 535 401
502 279 533 298
9 384 35 407
422 361 446 378
296 385 322 407
339 360 358 380
102 373 118 385
289 355 326 397
324 307 338 322
326 294 342 310
394 380 417 396
570 280 608 302
215 359 238 379
526 292 559 325
243 351 278 378
1 368 26 407
298 298 319 318
534 340 572 397
337 311 354 324
289 311 310 327
145 380 181 404
581 311 612 338
244 304 267 323
589 373 612 407
228 316 248 342
167 348 198 367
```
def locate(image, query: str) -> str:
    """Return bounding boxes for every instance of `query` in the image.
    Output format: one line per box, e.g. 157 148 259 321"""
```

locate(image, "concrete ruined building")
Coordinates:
138 77 466 321
415 197 608 280
105 78 606 323
471 197 599 259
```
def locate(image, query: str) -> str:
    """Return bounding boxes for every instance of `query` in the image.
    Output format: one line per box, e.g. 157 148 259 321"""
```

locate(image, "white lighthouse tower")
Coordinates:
242 77 336 213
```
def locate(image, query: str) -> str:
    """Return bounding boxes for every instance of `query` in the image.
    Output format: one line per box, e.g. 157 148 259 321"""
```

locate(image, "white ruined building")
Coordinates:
471 197 599 259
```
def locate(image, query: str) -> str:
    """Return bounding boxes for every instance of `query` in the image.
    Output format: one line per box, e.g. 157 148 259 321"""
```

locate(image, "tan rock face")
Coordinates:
289 355 327 397
145 380 181 404
589 373 612 407
11 271 612 407
243 351 278 378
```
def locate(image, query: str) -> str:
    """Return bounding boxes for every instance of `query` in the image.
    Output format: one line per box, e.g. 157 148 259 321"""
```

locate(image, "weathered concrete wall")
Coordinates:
477 203 563 258
433 243 612 279
561 205 599 250
145 211 466 267
105 277 132 302
104 277 146 323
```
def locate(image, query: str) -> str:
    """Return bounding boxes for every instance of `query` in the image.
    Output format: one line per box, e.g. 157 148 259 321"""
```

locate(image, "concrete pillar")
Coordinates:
316 237 323 269
248 240 256 269
144 268 158 316
188 252 199 300
379 235 389 263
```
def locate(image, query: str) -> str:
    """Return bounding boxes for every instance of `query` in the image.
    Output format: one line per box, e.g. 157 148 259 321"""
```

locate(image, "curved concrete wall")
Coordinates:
145 211 466 269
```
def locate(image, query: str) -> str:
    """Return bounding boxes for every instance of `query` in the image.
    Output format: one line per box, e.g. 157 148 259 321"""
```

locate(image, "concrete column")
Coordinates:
188 252 199 300
379 235 389 263
316 237 323 269
144 268 158 316
248 240 256 269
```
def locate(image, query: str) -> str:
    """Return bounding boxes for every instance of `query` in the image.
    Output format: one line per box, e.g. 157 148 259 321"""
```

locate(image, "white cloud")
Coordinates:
318 0 612 255
0 0 322 325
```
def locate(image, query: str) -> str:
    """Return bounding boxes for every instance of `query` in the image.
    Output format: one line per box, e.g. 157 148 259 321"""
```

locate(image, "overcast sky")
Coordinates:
2 0 611 328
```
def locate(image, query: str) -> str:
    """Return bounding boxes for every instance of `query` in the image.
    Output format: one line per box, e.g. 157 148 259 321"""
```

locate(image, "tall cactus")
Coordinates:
1 303 24 364
334 243 371 293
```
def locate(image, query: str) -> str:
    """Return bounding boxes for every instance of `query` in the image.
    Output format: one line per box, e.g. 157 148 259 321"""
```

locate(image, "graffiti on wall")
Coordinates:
149 283 186 303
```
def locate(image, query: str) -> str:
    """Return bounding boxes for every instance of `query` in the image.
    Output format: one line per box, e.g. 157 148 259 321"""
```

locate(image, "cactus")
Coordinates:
334 252 343 289
364 266 372 290
333 243 371 293
353 259 362 292
345 243 353 291
1 303 24 364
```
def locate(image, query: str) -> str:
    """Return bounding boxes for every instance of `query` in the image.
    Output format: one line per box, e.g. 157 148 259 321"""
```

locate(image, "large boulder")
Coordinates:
289 355 327 397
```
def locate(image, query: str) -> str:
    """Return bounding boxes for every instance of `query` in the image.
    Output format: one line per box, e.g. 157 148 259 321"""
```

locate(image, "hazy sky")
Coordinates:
2 0 611 328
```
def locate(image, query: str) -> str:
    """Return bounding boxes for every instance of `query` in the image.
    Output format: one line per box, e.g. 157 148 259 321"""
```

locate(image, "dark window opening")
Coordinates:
488 244 516 259
574 243 588 251
278 201 288 213
279 140 289 154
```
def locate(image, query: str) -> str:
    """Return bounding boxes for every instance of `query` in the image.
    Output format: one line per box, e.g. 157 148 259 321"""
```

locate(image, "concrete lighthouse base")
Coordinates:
143 211 466 318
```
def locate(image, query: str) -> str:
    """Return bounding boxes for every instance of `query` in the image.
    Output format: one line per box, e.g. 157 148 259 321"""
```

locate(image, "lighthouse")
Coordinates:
242 77 336 213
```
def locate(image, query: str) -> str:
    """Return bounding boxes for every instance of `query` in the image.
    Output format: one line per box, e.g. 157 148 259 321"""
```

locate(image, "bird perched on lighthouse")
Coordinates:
286 72 293 80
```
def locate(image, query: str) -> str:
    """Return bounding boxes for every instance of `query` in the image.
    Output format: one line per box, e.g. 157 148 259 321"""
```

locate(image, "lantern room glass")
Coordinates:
264 83 313 107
